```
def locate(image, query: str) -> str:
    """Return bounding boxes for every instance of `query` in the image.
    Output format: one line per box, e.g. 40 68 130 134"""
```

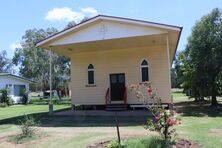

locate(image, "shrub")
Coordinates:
0 88 11 105
0 103 8 107
129 82 181 142
18 114 38 137
107 140 122 148
8 97 14 106
20 89 29 105
8 115 39 144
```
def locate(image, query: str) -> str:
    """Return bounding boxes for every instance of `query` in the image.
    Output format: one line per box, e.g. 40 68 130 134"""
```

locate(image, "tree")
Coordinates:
65 21 76 29
65 17 89 29
13 28 70 99
181 8 222 106
0 50 12 73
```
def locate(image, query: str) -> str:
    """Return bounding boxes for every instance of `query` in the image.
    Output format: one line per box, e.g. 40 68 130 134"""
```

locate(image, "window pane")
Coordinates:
14 85 26 96
142 67 149 82
88 71 94 84
110 75 117 84
118 75 125 83
88 64 94 69
141 60 148 66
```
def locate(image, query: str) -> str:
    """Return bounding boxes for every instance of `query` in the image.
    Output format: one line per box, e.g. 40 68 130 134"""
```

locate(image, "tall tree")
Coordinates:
181 8 222 106
0 50 12 73
13 28 70 97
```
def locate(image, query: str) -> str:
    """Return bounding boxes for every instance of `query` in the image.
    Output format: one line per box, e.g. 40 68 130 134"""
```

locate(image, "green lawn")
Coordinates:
173 90 222 148
172 88 193 103
0 91 221 148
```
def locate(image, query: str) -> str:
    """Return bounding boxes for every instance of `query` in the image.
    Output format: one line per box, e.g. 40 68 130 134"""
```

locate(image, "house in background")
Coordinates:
0 73 33 103
37 15 182 110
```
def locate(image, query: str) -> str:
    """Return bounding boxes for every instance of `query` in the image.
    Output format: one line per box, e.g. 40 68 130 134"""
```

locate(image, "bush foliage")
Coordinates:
129 82 181 142
0 88 12 106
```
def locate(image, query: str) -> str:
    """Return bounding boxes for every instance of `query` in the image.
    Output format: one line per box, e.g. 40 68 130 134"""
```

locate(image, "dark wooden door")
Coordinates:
110 73 125 101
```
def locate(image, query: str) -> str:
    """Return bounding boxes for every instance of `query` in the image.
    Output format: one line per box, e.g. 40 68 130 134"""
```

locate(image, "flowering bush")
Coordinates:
129 82 181 141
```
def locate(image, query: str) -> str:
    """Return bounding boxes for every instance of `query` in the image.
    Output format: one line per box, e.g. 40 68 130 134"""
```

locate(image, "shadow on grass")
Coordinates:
0 107 71 125
175 101 222 117
39 115 148 127
1 109 148 127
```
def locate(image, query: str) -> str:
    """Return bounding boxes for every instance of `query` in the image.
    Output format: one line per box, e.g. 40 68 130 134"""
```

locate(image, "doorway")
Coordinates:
109 73 125 101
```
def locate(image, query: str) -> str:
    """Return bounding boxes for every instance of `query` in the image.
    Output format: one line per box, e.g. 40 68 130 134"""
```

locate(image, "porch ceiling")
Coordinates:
49 33 177 62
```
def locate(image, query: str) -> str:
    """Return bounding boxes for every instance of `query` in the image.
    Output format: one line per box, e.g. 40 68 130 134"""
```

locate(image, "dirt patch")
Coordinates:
0 126 151 148
88 139 200 148
209 129 222 137
87 140 110 148
173 139 200 148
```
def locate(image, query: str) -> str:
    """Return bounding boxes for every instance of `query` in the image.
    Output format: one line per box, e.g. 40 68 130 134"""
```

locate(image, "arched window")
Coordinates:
88 64 94 84
141 60 149 82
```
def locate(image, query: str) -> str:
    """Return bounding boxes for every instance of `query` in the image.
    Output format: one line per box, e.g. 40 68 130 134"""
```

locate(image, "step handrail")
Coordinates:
123 86 127 104
105 88 110 105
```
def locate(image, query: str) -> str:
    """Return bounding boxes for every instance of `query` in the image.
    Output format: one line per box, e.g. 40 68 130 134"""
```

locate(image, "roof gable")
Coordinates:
0 73 34 83
36 15 181 48
51 20 168 46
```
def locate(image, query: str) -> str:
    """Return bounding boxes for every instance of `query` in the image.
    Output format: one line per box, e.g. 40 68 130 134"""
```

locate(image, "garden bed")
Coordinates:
87 137 200 148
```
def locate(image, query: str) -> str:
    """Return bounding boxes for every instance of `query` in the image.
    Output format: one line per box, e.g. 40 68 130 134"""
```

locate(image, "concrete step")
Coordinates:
106 104 127 111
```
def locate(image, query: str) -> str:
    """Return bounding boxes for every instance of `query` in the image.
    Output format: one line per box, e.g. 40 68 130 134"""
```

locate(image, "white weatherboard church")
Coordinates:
37 15 182 110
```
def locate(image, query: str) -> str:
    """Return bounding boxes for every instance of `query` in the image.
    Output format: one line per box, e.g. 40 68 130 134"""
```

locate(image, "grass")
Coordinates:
30 96 71 105
173 89 222 148
172 88 192 103
177 116 222 148
122 136 168 148
8 134 39 144
0 90 221 148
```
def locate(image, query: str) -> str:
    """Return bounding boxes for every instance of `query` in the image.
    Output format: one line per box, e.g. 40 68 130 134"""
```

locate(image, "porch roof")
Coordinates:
36 15 182 63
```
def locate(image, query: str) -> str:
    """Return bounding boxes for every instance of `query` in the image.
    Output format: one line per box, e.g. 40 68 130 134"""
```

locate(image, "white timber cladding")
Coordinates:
36 15 181 47
70 45 171 105
36 16 181 106
51 21 167 46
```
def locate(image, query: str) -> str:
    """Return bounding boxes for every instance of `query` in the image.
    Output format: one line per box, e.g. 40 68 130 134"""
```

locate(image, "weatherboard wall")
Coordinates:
70 45 171 105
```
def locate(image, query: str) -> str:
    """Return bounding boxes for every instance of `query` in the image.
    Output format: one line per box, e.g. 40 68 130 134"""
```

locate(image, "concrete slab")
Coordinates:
55 110 152 117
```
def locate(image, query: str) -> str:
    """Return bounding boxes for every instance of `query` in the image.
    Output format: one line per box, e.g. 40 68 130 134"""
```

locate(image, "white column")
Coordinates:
166 35 172 104
49 47 53 115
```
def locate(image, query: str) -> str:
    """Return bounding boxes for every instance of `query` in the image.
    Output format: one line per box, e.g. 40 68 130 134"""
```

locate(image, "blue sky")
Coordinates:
0 0 222 59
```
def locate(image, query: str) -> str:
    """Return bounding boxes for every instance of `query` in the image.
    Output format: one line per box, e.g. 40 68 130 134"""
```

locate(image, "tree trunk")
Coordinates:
211 95 218 107
56 88 62 101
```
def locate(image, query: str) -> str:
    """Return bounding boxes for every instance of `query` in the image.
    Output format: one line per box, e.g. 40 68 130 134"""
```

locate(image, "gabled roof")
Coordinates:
0 73 35 83
36 15 182 47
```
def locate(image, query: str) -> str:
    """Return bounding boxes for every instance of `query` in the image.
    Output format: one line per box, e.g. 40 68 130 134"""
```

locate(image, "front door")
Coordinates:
110 73 125 101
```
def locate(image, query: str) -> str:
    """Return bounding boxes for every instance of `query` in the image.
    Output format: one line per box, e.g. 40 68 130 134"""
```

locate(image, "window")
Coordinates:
141 59 149 82
88 64 94 84
14 85 26 96
6 84 12 88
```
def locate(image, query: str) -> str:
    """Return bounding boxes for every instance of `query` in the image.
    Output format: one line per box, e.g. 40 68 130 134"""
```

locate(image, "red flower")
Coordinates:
147 86 152 95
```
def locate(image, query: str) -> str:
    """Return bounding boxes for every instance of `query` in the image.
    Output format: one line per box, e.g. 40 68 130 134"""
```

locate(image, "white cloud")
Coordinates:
45 7 98 23
10 41 22 50
80 7 98 17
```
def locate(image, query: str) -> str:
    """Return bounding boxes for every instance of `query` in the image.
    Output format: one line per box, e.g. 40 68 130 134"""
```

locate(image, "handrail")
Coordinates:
105 88 110 105
123 87 127 104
